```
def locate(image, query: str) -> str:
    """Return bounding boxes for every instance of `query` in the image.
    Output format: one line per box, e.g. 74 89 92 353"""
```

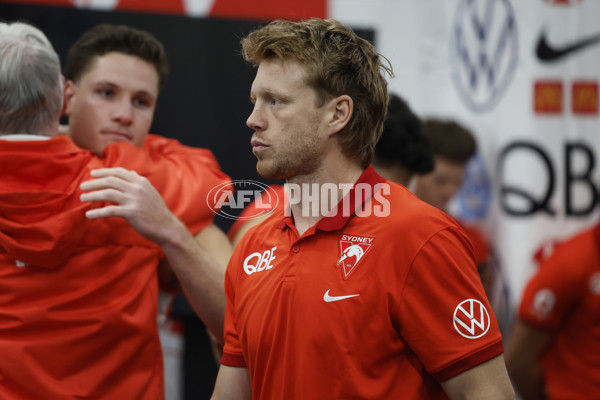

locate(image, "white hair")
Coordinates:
0 22 63 135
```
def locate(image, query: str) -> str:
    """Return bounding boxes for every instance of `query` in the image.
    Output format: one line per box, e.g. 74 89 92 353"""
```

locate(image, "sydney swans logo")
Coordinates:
336 234 373 280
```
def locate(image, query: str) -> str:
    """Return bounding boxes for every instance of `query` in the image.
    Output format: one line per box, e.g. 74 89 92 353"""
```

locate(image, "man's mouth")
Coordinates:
102 130 132 141
251 138 269 153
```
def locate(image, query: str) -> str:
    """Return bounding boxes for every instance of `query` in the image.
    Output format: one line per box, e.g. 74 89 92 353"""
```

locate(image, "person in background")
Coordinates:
61 24 232 398
0 21 227 400
208 17 513 399
413 119 476 211
372 92 434 187
413 119 494 294
505 222 600 399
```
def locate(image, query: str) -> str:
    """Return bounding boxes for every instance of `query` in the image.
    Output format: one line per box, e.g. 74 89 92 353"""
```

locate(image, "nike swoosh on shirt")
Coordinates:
536 30 600 62
323 289 360 303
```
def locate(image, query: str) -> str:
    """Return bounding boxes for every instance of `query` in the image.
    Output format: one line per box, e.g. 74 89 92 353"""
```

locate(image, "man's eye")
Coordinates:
134 98 150 107
98 89 114 97
271 98 280 105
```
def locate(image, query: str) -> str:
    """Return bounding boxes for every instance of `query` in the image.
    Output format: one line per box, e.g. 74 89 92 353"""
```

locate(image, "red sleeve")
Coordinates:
221 247 246 367
519 239 584 329
459 223 490 265
103 135 232 235
398 227 503 380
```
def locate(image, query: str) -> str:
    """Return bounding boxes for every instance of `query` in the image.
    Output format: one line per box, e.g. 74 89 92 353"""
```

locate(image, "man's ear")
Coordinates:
327 94 353 136
62 79 76 117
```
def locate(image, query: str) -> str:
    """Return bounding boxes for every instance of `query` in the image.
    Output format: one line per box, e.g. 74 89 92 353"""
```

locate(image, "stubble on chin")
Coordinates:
256 159 285 180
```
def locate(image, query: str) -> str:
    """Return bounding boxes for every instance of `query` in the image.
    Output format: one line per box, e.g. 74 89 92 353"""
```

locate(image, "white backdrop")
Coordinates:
332 0 600 312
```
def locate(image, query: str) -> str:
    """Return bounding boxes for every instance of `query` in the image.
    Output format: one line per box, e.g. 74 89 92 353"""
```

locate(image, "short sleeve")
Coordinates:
398 226 503 381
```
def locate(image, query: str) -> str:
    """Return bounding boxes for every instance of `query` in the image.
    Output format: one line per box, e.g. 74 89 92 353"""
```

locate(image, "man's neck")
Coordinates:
287 158 363 236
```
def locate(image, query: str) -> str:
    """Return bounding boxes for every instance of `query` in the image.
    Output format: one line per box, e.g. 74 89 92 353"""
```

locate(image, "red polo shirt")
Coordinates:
222 166 503 399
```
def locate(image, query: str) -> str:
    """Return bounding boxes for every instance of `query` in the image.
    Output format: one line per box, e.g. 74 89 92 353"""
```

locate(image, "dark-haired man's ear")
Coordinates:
62 79 77 117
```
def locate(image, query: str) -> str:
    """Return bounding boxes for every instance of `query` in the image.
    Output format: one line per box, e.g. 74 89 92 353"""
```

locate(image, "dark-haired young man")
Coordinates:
61 24 232 398
62 23 232 321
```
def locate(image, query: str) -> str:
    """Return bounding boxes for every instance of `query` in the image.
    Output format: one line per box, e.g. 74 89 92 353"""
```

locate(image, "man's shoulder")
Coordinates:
143 133 217 157
242 208 286 237
541 225 599 275
231 210 285 253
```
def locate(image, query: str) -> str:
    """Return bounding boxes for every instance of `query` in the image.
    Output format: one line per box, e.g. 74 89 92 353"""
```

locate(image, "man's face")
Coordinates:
64 52 159 155
413 156 465 211
246 58 330 180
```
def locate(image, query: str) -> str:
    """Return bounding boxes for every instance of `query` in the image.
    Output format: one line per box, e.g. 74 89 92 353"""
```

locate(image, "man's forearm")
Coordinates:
159 219 227 344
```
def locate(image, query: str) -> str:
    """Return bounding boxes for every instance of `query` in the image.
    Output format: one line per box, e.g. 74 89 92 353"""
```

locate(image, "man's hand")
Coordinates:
80 167 183 246
81 167 228 342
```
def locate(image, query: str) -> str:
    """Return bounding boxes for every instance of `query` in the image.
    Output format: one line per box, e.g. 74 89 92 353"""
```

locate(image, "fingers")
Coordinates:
80 188 127 204
80 168 142 192
79 168 165 225
80 168 144 206
91 167 140 180
85 205 122 219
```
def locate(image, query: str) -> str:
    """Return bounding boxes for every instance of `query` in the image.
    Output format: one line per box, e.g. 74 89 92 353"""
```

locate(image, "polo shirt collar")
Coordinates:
276 165 387 232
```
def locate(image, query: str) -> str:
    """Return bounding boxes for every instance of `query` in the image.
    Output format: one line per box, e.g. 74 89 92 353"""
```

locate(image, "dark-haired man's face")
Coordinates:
64 52 158 155
413 156 465 212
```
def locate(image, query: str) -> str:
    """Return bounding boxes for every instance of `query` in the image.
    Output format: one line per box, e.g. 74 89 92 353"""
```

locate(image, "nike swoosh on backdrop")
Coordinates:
536 31 600 62
323 289 360 303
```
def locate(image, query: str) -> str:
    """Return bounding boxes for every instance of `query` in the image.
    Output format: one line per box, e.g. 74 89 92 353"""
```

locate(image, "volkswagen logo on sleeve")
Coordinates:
450 0 518 112
453 299 491 339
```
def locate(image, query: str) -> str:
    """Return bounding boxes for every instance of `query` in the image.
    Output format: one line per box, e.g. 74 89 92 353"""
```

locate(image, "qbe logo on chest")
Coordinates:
453 299 490 339
336 234 374 280
243 247 277 275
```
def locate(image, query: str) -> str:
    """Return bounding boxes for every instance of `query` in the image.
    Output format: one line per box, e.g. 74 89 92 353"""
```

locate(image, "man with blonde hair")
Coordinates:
208 18 514 399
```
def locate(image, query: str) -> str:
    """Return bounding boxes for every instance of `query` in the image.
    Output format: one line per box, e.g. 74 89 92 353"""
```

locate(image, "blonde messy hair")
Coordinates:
242 18 394 167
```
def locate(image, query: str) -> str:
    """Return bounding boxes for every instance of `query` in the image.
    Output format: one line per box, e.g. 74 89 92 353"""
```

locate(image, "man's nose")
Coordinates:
247 103 265 131
112 99 133 125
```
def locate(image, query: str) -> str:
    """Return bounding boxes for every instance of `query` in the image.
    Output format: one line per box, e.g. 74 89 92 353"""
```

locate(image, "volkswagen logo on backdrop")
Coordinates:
450 0 518 112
